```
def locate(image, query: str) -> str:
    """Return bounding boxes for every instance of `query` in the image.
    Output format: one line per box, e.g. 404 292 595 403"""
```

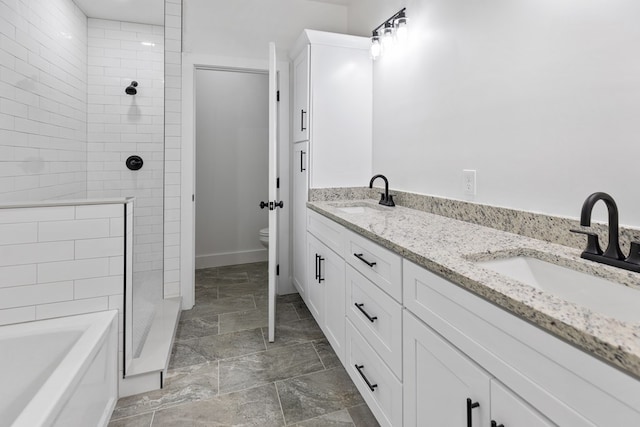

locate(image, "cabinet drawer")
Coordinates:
346 320 402 427
346 265 402 378
307 209 344 255
344 229 402 302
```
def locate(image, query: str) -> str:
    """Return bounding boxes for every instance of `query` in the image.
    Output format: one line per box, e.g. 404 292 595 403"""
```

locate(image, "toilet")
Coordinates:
259 227 269 248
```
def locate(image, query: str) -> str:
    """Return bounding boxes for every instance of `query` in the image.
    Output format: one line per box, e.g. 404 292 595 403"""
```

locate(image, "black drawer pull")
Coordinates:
355 364 377 392
491 421 504 427
354 253 376 267
300 150 306 172
318 256 325 283
466 398 480 427
355 303 377 323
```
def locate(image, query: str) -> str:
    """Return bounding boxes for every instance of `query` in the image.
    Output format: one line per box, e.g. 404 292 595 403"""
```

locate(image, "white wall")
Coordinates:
194 69 269 268
361 0 640 228
0 0 87 202
164 0 182 299
182 0 349 58
86 18 165 275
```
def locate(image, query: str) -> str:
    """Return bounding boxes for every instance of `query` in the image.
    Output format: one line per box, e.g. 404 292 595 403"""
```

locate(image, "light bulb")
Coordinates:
381 22 395 50
370 37 381 60
395 17 408 43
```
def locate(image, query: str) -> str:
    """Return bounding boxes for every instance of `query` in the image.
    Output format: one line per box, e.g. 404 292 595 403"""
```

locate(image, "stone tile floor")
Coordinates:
108 262 379 426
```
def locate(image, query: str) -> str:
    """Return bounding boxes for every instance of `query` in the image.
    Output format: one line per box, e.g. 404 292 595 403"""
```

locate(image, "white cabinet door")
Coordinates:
404 310 491 427
308 43 372 188
321 240 345 364
307 232 345 363
306 233 324 325
490 380 555 427
292 142 308 301
292 46 309 143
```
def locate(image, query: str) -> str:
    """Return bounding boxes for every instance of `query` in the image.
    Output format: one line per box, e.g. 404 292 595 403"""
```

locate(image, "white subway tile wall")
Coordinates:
0 201 132 378
164 0 181 298
1 0 181 328
0 203 127 324
86 19 164 278
0 0 88 202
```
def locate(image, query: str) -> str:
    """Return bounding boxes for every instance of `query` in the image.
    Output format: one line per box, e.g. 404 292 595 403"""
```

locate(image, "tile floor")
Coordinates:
108 262 379 426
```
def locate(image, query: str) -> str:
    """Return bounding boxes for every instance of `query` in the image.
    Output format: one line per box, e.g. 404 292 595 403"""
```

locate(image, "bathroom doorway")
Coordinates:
194 68 269 281
181 53 293 315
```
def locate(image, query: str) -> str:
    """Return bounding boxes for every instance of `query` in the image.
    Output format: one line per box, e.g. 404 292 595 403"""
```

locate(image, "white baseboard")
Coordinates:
195 248 268 269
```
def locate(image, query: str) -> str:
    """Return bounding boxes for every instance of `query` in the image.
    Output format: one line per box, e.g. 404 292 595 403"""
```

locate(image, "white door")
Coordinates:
267 43 280 342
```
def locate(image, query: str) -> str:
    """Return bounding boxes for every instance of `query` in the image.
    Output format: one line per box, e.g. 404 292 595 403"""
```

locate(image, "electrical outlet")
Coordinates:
463 169 476 196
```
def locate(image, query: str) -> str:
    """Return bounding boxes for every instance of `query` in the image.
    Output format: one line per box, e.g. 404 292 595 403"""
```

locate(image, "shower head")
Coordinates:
125 81 138 95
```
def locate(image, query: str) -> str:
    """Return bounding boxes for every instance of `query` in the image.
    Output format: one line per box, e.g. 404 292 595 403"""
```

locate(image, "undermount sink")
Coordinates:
476 256 640 323
330 202 388 215
336 206 369 214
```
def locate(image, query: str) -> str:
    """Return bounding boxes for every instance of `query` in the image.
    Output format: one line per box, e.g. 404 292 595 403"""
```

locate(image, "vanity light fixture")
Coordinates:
370 7 408 60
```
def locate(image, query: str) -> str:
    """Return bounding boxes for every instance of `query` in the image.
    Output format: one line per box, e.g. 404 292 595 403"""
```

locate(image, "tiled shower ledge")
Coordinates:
0 197 134 209
307 196 640 379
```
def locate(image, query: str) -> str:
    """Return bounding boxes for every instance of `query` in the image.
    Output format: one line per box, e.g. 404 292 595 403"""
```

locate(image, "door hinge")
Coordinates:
276 177 280 189
276 90 280 102
276 264 280 276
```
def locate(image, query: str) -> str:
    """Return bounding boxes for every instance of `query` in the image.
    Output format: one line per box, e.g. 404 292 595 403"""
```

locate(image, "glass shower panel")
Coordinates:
85 19 165 359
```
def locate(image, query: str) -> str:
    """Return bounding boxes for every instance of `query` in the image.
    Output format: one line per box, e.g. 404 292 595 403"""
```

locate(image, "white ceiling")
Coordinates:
73 0 357 27
309 0 353 4
74 0 165 26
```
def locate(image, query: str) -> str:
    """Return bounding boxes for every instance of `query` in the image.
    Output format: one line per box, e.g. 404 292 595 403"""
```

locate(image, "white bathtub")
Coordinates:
0 311 118 427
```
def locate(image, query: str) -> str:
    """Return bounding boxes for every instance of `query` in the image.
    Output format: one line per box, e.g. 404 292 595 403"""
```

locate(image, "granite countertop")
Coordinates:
307 199 640 378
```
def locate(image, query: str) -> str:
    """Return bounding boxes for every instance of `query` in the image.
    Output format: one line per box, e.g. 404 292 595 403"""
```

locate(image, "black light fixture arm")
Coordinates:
371 7 406 36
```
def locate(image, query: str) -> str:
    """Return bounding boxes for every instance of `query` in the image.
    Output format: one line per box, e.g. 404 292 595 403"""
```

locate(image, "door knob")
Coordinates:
274 200 284 209
259 201 269 209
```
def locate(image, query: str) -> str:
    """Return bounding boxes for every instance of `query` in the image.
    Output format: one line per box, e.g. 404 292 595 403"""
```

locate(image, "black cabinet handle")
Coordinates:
355 303 377 323
315 254 319 281
354 253 376 267
355 365 378 392
466 398 480 427
491 421 504 427
318 256 325 282
300 150 306 172
301 109 307 131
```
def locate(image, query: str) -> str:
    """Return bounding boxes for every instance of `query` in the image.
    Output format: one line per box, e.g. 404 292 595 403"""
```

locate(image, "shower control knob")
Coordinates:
126 155 143 171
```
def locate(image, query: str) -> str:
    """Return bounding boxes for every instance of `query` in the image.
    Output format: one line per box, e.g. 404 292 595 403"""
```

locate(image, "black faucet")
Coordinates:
369 174 395 207
571 192 640 273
